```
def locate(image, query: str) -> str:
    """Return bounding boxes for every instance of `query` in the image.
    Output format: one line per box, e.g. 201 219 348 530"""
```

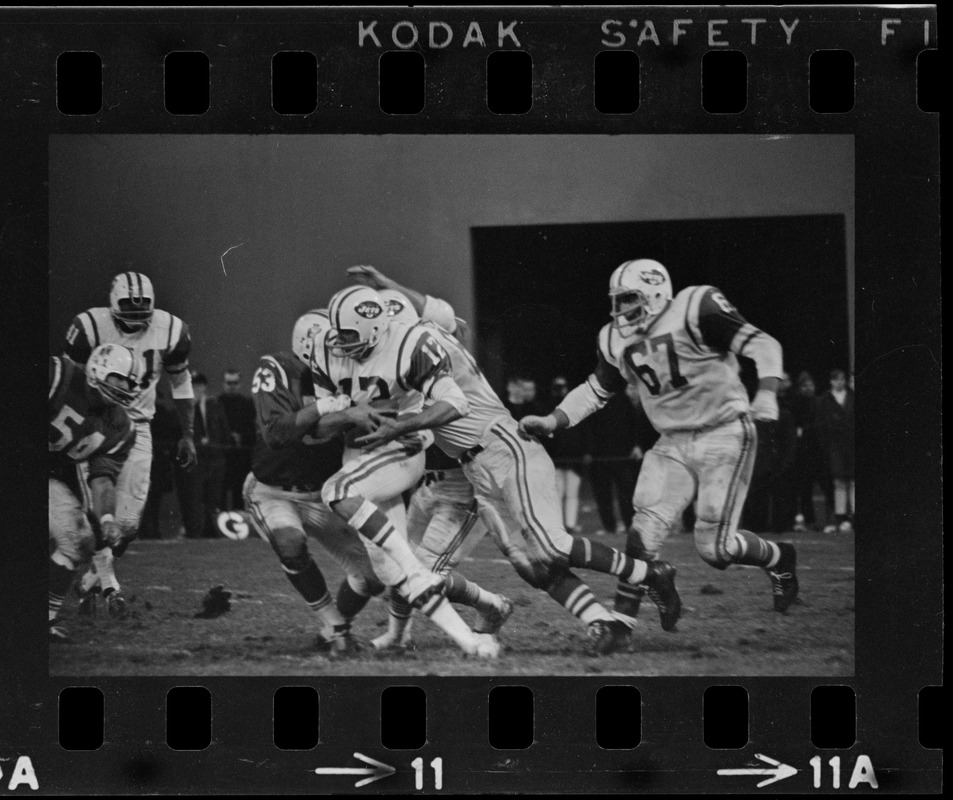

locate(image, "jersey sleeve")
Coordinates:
694 287 783 378
594 325 628 395
401 329 453 398
252 355 304 448
164 318 191 374
64 313 95 364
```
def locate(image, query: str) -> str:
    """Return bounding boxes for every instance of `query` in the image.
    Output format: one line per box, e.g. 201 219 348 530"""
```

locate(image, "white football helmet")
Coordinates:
109 272 155 331
86 343 143 407
379 289 420 324
291 309 330 365
326 286 389 360
608 259 673 335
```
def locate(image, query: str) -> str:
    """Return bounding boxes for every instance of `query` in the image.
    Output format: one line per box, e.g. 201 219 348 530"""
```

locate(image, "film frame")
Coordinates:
1 4 942 794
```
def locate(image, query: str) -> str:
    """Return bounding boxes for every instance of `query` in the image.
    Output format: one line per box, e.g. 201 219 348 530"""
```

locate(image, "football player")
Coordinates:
311 287 499 659
348 270 680 657
520 259 800 628
64 273 197 616
242 310 405 656
49 345 143 639
364 286 514 651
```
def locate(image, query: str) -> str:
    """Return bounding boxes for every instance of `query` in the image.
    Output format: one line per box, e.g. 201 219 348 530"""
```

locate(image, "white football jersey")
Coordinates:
65 307 191 423
599 286 759 432
418 321 510 458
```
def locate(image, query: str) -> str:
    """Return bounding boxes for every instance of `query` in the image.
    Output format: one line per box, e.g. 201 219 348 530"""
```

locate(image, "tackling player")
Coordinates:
520 259 800 629
49 345 143 639
64 273 197 616
311 287 499 659
348 268 680 656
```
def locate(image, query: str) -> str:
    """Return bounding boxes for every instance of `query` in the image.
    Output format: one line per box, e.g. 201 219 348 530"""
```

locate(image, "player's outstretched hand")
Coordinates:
347 265 394 290
355 417 404 451
177 436 198 470
519 414 558 438
347 403 395 435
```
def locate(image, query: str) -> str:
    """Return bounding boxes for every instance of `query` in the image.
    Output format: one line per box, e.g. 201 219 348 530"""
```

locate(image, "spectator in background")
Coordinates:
218 369 256 511
139 386 181 539
587 384 648 536
790 371 826 532
504 374 546 421
179 372 230 538
543 376 588 533
818 368 855 533
743 372 798 532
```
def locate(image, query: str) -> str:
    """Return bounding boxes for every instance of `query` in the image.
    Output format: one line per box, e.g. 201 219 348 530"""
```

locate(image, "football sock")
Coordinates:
420 597 477 651
91 548 120 593
49 559 75 623
336 579 372 621
568 538 648 585
547 569 612 626
383 589 413 643
614 582 646 618
446 571 499 613
731 530 781 568
283 559 346 631
344 499 429 580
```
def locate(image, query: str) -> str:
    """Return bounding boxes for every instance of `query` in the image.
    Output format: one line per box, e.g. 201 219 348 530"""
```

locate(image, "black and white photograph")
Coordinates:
48 134 855 677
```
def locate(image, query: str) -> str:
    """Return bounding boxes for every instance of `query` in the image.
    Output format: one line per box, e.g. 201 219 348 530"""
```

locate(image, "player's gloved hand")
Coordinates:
347 402 394 434
346 265 394 290
177 436 197 470
519 414 558 438
751 389 780 422
315 394 352 415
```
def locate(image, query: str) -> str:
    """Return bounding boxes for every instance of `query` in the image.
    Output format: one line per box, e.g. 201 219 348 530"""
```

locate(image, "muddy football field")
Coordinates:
51 503 854 678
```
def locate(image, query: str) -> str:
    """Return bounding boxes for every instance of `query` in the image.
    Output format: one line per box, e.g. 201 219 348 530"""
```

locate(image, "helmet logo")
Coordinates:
639 269 666 286
384 298 405 316
354 301 383 319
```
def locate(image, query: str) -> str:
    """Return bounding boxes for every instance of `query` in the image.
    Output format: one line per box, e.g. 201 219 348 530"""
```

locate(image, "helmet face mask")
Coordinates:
610 289 650 333
86 344 143 407
327 287 388 361
110 273 154 332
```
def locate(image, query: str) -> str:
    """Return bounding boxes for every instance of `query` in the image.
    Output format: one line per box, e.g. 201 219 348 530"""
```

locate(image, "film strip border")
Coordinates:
0 8 939 129
12 679 941 793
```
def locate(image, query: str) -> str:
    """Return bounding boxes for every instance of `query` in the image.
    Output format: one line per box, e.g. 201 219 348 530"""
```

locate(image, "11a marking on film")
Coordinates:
313 752 396 788
717 753 880 790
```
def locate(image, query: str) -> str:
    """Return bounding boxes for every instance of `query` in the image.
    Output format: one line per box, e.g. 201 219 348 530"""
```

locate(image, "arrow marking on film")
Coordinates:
314 752 396 788
717 753 798 788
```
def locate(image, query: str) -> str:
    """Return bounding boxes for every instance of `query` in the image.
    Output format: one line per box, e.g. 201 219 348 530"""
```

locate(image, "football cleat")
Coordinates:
642 561 682 632
468 632 501 660
104 589 128 619
76 584 101 616
837 519 854 534
327 633 362 660
371 626 415 653
766 542 799 612
585 618 633 656
473 595 515 636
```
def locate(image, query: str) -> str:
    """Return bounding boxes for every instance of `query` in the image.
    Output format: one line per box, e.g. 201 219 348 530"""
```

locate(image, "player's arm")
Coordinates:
521 333 626 437
356 331 468 449
347 265 458 334
63 314 95 364
695 288 784 421
164 320 197 467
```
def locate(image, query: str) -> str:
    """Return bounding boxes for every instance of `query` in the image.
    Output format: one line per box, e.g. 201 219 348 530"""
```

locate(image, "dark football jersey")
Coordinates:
250 351 344 489
49 356 136 488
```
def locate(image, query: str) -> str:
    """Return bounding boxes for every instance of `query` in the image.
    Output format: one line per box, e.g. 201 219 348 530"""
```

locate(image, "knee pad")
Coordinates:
693 522 732 570
269 528 310 573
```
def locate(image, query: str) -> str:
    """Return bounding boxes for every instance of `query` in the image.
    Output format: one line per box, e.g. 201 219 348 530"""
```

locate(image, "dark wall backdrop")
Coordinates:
473 216 848 392
49 135 853 386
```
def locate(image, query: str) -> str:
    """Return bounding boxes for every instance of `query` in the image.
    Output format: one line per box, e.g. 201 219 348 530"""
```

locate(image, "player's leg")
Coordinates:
244 477 352 652
613 441 694 627
488 422 673 602
562 467 582 533
693 417 798 611
322 447 494 657
49 479 97 639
